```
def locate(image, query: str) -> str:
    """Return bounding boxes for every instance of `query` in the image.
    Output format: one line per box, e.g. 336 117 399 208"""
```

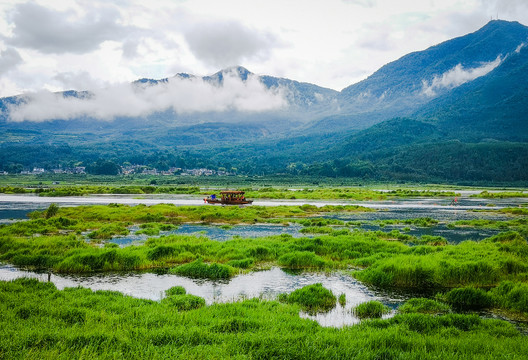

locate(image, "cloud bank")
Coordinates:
422 57 502 96
6 71 289 122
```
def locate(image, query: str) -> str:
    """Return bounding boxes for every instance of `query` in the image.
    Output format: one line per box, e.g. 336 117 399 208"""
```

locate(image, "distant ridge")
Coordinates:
309 20 528 132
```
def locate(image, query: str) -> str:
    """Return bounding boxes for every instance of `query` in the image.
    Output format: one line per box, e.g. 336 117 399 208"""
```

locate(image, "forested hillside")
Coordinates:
1 20 527 183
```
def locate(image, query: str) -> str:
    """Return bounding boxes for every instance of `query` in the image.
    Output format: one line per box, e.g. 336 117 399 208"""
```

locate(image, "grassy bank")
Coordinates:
354 231 528 289
30 203 372 225
0 228 408 274
1 278 527 359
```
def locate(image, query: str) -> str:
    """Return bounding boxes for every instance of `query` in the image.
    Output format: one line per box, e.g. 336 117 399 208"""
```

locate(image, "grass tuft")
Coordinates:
170 258 235 280
354 300 391 319
442 287 493 310
280 283 336 313
399 298 451 314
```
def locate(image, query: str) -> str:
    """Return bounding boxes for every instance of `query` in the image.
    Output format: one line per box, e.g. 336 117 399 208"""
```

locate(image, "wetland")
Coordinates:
1 183 527 358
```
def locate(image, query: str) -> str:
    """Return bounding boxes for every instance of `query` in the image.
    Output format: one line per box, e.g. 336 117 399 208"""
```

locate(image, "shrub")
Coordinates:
45 203 59 219
353 300 390 319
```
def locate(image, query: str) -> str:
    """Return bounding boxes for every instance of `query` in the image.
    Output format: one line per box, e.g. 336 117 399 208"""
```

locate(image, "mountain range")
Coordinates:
1 20 527 183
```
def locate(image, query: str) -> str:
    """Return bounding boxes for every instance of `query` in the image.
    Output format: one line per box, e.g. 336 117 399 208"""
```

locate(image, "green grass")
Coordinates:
338 293 346 306
398 298 451 314
354 234 528 289
471 207 528 216
170 258 236 279
136 222 178 236
471 191 528 198
0 182 464 201
161 294 206 311
441 287 494 310
353 300 391 318
278 251 329 269
377 217 440 227
88 223 130 240
1 203 528 315
489 281 528 315
451 218 527 230
164 286 186 296
28 203 372 227
279 283 337 313
3 278 528 359
299 226 336 234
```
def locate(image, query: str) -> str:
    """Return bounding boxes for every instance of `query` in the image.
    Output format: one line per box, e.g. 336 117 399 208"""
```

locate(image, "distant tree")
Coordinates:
86 160 121 175
5 163 23 173
45 203 59 219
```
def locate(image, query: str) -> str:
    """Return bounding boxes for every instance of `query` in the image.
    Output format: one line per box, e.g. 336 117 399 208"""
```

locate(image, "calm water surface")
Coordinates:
0 264 408 327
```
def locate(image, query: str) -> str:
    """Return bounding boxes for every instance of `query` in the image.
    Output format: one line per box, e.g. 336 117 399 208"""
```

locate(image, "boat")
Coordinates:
204 191 253 205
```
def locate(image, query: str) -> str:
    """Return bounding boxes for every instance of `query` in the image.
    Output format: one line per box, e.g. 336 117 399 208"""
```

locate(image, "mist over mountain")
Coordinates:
1 20 527 183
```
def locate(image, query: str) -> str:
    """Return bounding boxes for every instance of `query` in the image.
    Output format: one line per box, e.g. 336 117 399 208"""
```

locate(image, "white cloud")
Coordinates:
5 2 141 54
342 0 376 8
183 20 281 68
0 47 22 74
6 70 289 122
52 71 107 91
422 56 502 96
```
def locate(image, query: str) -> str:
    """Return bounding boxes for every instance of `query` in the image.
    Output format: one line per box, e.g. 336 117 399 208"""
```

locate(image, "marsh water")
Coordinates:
0 192 519 243
0 263 412 327
0 192 526 327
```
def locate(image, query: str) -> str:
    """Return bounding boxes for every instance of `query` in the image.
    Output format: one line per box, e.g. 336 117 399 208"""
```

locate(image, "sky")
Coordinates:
1 0 528 99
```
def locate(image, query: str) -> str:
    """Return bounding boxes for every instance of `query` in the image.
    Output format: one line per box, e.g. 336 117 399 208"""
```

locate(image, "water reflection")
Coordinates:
0 264 406 327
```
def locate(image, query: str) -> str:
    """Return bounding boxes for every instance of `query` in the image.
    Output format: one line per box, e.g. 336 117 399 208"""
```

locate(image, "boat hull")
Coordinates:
205 199 253 205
